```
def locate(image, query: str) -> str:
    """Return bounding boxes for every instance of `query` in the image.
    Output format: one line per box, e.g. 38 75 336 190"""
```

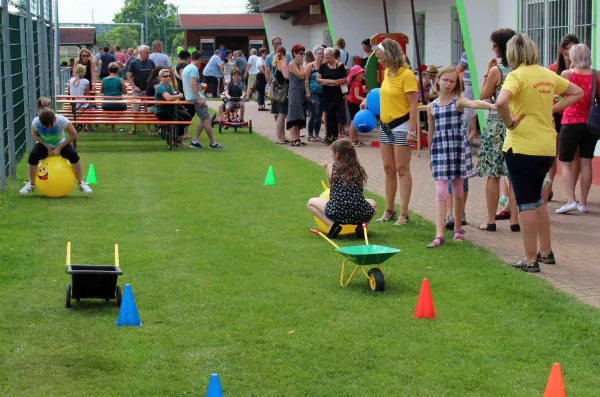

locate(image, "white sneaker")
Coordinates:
577 204 588 213
555 201 578 214
79 182 93 195
19 181 34 196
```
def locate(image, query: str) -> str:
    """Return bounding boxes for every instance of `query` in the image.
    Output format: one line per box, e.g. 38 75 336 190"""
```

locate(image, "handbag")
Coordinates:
270 77 289 103
587 69 600 137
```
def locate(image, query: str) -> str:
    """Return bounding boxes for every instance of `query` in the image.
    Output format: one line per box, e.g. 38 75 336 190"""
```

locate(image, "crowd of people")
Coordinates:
53 32 600 273
301 32 597 274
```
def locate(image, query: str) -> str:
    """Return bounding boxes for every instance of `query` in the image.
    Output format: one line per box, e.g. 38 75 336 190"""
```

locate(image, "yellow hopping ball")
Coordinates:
315 180 355 235
36 156 76 198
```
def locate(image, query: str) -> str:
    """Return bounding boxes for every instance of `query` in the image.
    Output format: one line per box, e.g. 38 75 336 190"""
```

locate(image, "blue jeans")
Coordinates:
308 93 323 137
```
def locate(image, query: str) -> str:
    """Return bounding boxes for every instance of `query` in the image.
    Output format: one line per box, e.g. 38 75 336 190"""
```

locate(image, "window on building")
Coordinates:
413 12 425 66
451 6 464 66
520 0 593 66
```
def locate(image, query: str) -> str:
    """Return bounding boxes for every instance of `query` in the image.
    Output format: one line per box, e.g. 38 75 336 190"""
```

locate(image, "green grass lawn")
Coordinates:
1 125 600 396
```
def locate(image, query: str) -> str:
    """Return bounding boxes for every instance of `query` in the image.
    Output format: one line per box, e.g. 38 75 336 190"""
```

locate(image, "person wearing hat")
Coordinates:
347 65 367 146
424 65 439 101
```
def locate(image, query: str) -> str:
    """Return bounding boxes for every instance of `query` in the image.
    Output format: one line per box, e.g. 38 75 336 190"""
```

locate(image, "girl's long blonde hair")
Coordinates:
432 66 464 97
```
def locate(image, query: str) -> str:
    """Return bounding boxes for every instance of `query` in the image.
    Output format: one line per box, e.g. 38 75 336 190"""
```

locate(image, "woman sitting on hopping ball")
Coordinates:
19 98 93 196
307 139 378 239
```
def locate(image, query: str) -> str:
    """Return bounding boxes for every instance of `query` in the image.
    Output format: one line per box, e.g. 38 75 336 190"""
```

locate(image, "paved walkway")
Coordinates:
209 101 600 307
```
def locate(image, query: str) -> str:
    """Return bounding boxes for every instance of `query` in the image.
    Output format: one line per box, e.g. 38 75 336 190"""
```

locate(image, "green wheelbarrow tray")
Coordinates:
335 245 401 291
336 245 401 266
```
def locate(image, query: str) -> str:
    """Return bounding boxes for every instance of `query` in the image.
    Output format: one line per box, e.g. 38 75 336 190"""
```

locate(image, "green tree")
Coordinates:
105 26 140 50
113 0 177 53
96 33 109 48
172 32 184 52
246 0 259 13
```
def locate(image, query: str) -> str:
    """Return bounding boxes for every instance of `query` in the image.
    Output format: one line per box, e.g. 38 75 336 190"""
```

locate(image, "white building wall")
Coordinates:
324 0 386 58
308 22 329 50
391 0 457 68
497 0 517 30
262 13 310 53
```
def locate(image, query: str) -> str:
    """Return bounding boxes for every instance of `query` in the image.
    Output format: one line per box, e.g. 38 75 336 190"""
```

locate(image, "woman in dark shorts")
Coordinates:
555 43 599 215
547 34 579 201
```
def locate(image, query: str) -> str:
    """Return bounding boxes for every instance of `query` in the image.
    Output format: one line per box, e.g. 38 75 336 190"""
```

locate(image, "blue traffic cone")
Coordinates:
206 373 223 397
116 284 142 327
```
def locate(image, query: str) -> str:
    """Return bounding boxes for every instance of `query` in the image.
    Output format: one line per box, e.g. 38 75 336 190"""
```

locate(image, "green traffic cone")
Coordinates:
86 164 97 184
264 165 275 186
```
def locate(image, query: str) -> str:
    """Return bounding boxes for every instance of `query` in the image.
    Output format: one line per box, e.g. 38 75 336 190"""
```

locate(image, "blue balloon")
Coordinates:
353 110 377 133
366 88 381 116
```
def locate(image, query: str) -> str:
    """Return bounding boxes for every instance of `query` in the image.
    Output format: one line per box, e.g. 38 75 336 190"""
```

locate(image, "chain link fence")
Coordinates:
0 0 56 193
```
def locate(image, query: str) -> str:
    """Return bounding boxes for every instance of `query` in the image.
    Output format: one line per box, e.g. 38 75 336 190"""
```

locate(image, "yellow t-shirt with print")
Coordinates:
501 64 569 156
379 67 417 124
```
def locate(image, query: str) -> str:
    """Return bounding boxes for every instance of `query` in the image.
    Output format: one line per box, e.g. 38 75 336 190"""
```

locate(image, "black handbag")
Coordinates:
587 69 600 137
270 78 289 103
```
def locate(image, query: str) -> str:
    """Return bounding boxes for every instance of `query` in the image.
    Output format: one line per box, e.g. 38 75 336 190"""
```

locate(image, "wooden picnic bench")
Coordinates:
57 96 193 150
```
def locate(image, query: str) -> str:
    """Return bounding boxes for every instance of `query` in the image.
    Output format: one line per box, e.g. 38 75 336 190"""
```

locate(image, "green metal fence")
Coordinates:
0 0 57 193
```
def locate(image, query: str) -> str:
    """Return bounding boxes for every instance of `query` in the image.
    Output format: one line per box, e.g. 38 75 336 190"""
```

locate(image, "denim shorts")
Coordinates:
504 148 554 212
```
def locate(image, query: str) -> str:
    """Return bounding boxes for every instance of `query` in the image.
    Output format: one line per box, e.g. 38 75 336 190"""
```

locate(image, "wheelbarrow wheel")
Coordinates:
115 285 122 307
65 284 72 308
367 268 385 292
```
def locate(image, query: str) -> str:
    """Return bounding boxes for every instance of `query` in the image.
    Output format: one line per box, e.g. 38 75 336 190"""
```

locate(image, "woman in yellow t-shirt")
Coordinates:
361 39 418 225
496 34 583 273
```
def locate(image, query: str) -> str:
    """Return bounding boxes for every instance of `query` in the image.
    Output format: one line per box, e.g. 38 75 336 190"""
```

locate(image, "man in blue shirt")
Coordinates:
183 51 225 149
203 50 224 98
265 36 293 87
218 43 227 61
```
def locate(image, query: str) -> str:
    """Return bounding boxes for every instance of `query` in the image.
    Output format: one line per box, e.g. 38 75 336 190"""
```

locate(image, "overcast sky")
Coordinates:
57 0 249 24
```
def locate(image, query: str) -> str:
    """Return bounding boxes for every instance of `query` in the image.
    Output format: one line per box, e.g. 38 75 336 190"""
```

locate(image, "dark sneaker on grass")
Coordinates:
190 142 204 149
209 142 226 149
537 251 556 264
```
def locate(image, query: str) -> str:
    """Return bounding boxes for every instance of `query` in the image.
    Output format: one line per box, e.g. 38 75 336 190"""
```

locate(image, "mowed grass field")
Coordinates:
1 126 600 396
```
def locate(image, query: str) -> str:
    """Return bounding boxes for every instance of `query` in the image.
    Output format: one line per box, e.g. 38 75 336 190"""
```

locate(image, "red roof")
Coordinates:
179 14 264 29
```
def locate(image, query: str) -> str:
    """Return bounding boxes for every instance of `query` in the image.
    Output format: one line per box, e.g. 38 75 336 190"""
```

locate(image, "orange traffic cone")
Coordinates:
543 363 566 397
413 278 436 319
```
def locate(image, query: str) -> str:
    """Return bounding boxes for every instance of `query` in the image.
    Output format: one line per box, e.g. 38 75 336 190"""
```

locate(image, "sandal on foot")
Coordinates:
291 139 306 147
427 236 446 248
510 224 521 232
394 213 409 225
276 140 289 145
376 209 397 222
453 229 465 241
478 223 496 231
128 130 136 135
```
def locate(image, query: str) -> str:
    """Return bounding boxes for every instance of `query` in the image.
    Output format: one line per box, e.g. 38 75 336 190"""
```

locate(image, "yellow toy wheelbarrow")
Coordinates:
309 224 400 292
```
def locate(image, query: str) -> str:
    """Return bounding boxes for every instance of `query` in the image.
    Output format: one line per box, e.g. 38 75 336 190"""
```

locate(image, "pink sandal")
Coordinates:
427 236 446 248
453 229 465 241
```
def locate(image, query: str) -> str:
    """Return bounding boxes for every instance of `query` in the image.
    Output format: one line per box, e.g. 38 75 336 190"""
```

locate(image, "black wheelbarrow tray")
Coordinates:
65 242 123 308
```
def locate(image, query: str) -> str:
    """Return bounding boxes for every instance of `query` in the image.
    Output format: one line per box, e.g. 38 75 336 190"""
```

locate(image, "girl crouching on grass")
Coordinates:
307 139 378 239
426 67 494 247
19 98 93 196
